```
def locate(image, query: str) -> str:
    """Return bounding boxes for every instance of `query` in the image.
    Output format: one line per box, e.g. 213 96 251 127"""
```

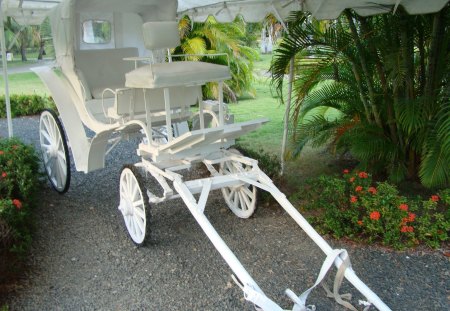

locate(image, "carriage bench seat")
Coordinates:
125 61 231 89
74 47 138 100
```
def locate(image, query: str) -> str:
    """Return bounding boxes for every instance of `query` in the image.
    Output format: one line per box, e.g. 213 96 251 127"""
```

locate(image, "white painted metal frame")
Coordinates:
132 149 391 311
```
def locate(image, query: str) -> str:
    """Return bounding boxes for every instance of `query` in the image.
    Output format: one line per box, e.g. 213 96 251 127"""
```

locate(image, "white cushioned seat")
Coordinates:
125 61 231 89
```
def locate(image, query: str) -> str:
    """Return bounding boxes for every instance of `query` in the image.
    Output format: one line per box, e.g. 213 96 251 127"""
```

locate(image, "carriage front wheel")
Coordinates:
119 166 150 246
39 109 71 193
220 148 258 218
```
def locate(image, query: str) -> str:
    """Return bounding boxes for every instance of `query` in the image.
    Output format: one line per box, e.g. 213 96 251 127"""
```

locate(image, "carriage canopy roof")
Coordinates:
2 0 449 25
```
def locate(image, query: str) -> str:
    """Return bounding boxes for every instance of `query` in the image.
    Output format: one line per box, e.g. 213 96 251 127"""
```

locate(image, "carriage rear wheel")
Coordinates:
119 165 150 246
220 149 258 218
39 109 71 193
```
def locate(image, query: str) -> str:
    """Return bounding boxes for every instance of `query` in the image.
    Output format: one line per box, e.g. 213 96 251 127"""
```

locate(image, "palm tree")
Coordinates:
271 7 449 188
4 17 43 62
176 15 258 102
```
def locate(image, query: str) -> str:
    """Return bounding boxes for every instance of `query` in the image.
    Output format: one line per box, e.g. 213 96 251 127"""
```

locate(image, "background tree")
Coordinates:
271 6 449 188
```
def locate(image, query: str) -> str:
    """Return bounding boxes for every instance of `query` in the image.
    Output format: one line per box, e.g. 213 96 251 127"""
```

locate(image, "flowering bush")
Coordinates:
0 138 40 255
302 170 450 249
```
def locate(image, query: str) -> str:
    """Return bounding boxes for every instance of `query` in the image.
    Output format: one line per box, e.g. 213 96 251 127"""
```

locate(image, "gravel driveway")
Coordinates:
1 116 449 311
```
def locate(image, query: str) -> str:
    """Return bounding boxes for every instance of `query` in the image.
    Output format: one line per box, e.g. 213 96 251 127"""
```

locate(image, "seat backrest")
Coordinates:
142 21 180 50
74 47 139 99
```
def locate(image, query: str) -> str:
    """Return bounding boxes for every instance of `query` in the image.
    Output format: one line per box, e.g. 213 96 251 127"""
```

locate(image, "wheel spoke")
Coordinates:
133 214 145 234
40 129 52 145
240 189 252 210
238 191 246 211
134 206 145 219
241 186 254 198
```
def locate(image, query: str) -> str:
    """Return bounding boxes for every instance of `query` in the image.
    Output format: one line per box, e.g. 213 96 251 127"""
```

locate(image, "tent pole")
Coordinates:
0 2 13 138
280 57 294 175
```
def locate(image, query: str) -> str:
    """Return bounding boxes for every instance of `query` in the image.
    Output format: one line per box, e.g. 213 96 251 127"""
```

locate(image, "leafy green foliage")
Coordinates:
0 139 40 255
271 7 450 188
0 94 56 118
302 171 450 249
177 16 258 102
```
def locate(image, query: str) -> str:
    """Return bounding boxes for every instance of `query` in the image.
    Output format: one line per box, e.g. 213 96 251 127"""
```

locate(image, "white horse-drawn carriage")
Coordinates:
0 0 400 310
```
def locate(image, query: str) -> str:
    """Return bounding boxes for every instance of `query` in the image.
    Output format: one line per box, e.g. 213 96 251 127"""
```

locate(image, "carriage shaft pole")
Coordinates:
248 172 392 311
172 177 282 310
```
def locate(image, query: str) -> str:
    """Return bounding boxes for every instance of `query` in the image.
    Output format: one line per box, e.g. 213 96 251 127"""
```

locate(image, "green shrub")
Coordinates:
0 138 40 255
302 170 449 249
0 94 56 118
234 143 280 179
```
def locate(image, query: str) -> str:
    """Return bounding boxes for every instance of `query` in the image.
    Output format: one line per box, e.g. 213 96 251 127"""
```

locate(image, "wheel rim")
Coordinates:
39 111 69 192
119 168 147 244
220 156 257 218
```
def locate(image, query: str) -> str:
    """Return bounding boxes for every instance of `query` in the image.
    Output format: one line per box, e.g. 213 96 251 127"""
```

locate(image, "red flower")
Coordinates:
401 217 409 225
0 150 4 155
355 186 363 192
358 172 368 178
401 225 414 233
343 169 349 174
399 203 409 211
357 220 363 226
350 195 358 203
408 213 416 222
431 195 439 202
1 172 6 178
368 187 377 194
370 211 380 220
12 199 22 209
349 177 355 183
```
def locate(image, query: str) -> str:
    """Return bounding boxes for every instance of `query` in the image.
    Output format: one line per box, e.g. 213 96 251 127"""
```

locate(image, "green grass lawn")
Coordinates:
0 72 48 96
231 80 284 155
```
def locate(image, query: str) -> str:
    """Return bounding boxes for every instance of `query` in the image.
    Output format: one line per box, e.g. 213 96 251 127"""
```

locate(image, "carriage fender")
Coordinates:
32 66 91 173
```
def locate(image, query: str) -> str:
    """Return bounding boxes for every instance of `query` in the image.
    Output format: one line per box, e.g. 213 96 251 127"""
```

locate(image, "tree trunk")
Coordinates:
345 10 382 128
20 45 27 62
38 41 45 60
358 15 398 144
400 13 415 100
424 9 446 110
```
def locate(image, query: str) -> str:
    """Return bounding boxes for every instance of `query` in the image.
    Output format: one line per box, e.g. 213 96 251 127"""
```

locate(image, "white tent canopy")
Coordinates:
2 0 449 25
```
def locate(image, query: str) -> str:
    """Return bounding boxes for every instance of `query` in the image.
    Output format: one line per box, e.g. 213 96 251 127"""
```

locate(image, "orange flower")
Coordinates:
357 220 363 226
401 225 414 233
355 186 363 192
343 169 349 174
0 150 4 155
368 187 377 194
349 177 355 183
431 195 439 202
358 172 368 178
408 213 416 222
399 203 409 211
12 199 22 209
1 172 6 178
370 211 380 220
350 195 358 203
